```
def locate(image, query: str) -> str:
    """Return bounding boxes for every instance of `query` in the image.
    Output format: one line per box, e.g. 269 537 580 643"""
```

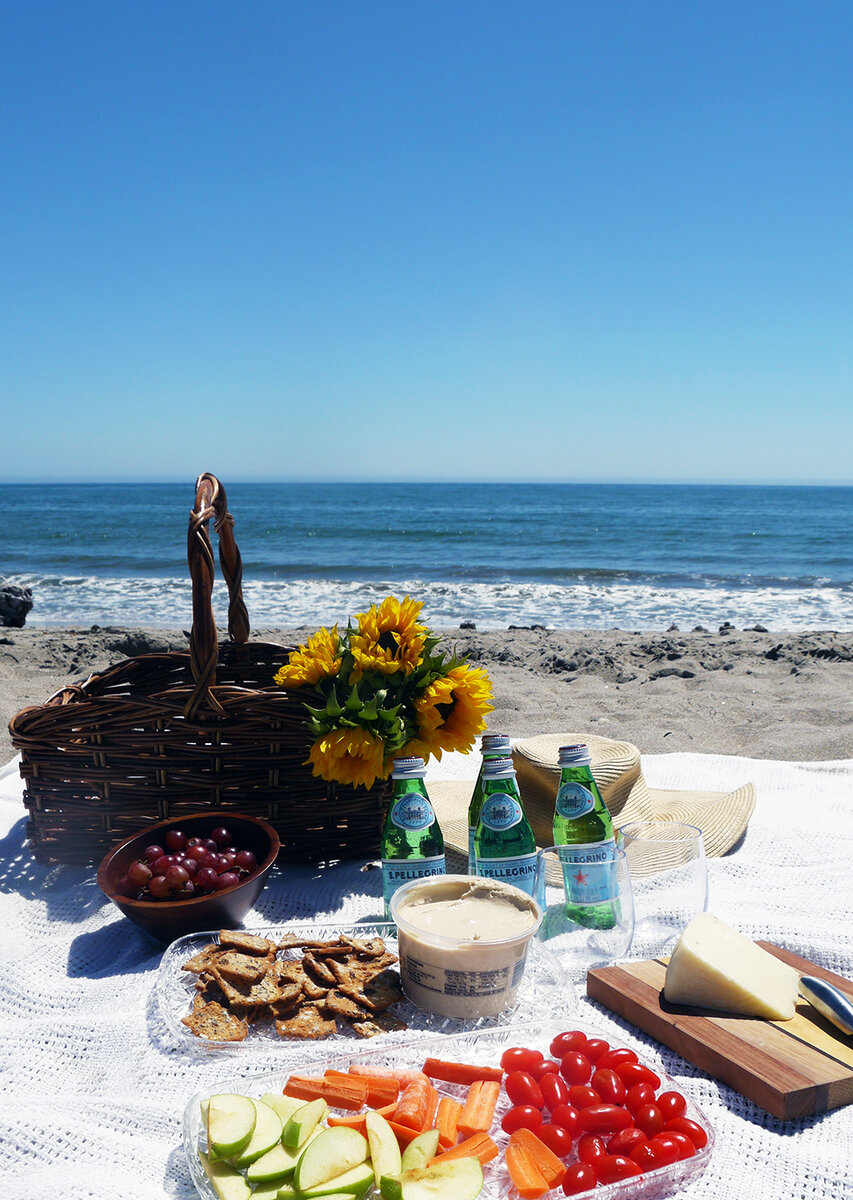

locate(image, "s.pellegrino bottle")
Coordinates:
381 756 445 919
467 733 512 874
473 756 538 897
552 743 618 929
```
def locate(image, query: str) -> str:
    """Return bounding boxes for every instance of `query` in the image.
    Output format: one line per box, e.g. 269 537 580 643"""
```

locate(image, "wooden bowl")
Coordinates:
96 812 279 941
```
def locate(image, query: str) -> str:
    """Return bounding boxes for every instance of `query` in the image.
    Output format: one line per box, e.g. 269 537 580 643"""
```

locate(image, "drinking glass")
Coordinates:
616 821 708 957
534 845 634 971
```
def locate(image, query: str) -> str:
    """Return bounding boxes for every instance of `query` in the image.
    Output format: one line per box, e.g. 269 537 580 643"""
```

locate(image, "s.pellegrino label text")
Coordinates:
559 839 618 906
382 855 445 910
475 852 538 897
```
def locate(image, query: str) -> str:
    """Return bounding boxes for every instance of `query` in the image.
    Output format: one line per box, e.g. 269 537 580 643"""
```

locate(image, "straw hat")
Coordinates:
429 733 755 865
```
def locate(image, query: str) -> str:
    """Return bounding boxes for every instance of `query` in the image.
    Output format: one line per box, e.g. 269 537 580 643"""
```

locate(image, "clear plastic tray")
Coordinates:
157 920 576 1055
183 1017 714 1200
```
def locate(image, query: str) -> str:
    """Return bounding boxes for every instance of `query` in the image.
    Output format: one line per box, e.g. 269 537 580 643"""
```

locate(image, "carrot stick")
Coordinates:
508 1129 565 1189
327 1113 367 1132
387 1120 427 1149
432 1132 500 1166
422 1058 504 1086
393 1077 432 1131
457 1080 500 1137
423 1084 440 1132
326 1070 398 1109
505 1142 549 1199
435 1096 462 1150
348 1064 429 1088
283 1074 369 1111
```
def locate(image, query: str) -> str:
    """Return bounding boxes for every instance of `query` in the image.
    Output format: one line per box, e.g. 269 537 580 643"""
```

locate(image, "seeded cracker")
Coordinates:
181 997 248 1042
218 930 276 957
180 944 220 973
341 968 404 1012
275 1004 336 1040
352 1011 408 1039
215 950 271 984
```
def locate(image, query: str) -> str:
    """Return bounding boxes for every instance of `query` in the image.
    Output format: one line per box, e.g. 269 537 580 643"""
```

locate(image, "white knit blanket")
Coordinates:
1 750 851 1200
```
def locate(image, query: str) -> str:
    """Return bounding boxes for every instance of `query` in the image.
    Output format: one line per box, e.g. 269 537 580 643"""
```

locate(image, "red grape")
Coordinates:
165 830 186 851
165 864 189 891
148 875 170 899
127 860 152 888
195 867 218 892
211 826 232 848
216 871 240 891
143 844 165 864
234 849 257 873
116 874 139 898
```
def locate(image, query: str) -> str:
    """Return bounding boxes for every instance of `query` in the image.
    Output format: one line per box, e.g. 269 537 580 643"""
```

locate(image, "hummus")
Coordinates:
391 875 542 1019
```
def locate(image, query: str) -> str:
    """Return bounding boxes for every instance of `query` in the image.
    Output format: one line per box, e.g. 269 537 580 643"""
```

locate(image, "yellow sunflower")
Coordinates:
306 727 388 790
274 625 342 689
406 664 494 760
349 595 428 681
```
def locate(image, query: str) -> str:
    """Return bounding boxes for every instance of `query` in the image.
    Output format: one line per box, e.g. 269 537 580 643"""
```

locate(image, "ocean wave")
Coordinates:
7 573 853 632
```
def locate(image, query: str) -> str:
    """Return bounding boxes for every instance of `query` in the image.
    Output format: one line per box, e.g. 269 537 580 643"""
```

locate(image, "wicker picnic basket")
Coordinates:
10 473 391 866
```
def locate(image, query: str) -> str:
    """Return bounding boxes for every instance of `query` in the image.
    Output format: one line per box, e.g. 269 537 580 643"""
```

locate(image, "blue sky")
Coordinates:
2 1 851 483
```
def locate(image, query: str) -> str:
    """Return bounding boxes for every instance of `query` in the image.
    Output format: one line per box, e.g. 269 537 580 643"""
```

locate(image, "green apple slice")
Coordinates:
380 1157 484 1200
294 1127 370 1193
207 1094 257 1159
198 1151 252 1200
246 1127 323 1184
230 1099 283 1166
298 1161 375 1198
259 1093 308 1127
365 1110 403 1188
400 1129 440 1173
247 1183 287 1200
282 1097 328 1148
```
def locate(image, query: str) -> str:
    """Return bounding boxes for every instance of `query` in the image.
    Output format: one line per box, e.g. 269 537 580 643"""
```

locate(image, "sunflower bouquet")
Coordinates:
274 595 494 790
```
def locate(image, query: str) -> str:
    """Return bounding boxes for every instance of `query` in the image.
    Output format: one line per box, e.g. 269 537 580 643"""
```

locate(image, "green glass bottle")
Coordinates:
473 756 538 897
467 733 512 874
381 756 445 918
552 743 618 929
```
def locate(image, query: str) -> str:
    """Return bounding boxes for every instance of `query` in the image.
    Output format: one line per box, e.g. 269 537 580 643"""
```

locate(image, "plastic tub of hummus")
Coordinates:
390 874 543 1019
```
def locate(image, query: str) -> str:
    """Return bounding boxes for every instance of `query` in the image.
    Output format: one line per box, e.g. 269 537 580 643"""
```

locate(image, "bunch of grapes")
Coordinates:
117 826 259 901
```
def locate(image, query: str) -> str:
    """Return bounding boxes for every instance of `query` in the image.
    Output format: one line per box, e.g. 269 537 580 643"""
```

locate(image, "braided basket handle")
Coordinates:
185 473 251 718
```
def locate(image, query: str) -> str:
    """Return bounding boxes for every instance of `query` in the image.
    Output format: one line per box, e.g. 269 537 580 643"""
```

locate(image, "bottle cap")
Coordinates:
482 734 512 752
558 744 591 766
391 756 427 779
482 756 517 780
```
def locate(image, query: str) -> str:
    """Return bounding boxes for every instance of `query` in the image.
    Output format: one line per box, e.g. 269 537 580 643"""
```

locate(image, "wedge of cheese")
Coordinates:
664 913 799 1020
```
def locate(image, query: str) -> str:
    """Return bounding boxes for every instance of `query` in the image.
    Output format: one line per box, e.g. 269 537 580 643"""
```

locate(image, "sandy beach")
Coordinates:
2 624 851 764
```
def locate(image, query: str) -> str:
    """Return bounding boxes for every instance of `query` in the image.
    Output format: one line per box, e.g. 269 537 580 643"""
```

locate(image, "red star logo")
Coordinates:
573 869 588 885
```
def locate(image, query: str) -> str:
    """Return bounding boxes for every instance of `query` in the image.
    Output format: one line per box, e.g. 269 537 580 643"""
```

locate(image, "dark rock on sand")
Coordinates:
0 584 33 628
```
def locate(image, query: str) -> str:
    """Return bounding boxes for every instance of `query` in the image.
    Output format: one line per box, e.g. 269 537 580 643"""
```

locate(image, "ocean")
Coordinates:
3 482 852 631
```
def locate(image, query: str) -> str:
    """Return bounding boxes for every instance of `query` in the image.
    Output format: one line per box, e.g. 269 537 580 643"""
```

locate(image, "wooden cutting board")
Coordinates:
587 944 853 1120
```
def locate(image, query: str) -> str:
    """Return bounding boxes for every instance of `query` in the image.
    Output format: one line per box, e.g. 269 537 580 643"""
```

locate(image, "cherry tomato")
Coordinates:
530 1058 562 1081
625 1083 656 1116
607 1128 648 1157
578 1104 633 1135
597 1047 638 1070
665 1117 708 1148
630 1141 666 1171
550 1104 581 1137
540 1072 570 1111
648 1134 680 1166
563 1163 597 1195
550 1029 588 1058
500 1046 545 1073
590 1067 626 1106
667 1131 697 1159
583 1038 610 1063
536 1123 574 1158
567 1085 601 1109
596 1154 643 1184
577 1133 607 1165
505 1071 544 1109
501 1105 542 1135
635 1103 665 1138
616 1061 661 1089
560 1051 592 1085
656 1090 688 1120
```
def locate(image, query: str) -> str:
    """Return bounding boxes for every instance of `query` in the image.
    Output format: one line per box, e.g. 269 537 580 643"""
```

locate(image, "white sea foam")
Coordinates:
11 574 853 631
